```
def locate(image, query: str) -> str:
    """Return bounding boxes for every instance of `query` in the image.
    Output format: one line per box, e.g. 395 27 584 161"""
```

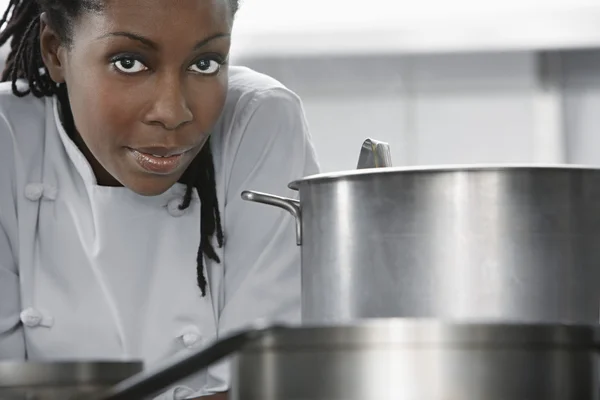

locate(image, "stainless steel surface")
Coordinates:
0 361 142 400
243 164 600 324
231 319 600 400
356 138 392 169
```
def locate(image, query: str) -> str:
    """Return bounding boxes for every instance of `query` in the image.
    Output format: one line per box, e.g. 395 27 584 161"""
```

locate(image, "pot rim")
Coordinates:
243 319 600 350
288 163 600 190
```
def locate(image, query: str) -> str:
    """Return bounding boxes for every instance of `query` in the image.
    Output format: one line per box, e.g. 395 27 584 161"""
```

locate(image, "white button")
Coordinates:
167 197 187 217
182 333 200 348
43 185 58 201
24 184 57 202
20 308 54 328
24 184 44 201
177 325 202 349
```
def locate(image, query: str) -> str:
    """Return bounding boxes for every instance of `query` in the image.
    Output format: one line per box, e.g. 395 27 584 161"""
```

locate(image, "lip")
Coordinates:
134 146 192 157
127 147 191 175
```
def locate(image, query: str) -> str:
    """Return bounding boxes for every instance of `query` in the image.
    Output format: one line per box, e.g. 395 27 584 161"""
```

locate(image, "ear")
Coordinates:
39 13 67 84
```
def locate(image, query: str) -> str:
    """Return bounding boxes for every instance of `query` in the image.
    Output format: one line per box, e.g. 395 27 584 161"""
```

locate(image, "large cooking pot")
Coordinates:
242 165 600 324
89 320 600 400
230 320 600 400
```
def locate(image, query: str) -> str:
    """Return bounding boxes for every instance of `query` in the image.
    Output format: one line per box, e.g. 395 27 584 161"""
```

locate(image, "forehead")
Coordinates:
75 0 232 42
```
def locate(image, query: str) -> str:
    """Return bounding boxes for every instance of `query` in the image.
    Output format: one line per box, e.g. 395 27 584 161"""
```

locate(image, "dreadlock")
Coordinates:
0 0 238 296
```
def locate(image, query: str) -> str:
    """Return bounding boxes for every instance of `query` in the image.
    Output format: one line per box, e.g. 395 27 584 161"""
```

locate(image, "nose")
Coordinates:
144 74 193 130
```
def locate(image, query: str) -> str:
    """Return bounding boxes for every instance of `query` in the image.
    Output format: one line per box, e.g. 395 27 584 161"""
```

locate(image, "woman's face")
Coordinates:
41 0 233 195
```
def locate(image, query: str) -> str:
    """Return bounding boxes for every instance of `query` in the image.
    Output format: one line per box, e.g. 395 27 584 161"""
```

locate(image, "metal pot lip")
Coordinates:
288 163 600 190
0 360 144 388
244 319 600 350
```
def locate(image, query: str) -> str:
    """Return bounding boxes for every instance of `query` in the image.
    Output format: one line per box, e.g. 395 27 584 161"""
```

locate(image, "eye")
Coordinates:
112 57 148 74
189 59 221 75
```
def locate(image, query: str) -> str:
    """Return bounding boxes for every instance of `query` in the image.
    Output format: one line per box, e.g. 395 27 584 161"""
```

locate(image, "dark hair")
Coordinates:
0 0 239 296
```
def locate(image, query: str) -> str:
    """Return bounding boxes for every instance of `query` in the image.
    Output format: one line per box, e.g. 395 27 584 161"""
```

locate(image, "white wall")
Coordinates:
230 0 600 58
563 50 600 164
240 50 600 172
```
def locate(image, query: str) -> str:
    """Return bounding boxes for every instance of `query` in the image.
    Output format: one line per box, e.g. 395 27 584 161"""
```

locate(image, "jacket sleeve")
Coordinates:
202 87 320 394
0 220 25 359
0 116 25 360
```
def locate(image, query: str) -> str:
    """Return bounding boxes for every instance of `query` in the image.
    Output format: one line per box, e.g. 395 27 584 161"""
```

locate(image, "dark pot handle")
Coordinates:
91 325 285 400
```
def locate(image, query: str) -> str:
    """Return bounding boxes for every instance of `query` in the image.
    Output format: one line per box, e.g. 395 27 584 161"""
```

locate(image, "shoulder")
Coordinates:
220 65 304 129
212 66 320 197
0 80 47 161
213 66 313 166
0 81 47 218
227 65 289 94
0 82 45 120
0 80 46 127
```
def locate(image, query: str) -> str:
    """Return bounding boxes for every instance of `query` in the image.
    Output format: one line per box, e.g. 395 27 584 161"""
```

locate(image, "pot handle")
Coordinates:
241 190 302 246
92 325 286 400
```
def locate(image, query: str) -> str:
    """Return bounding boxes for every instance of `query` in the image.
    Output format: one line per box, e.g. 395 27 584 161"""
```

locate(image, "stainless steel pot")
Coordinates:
74 321 599 400
242 165 600 324
230 320 600 400
0 361 143 400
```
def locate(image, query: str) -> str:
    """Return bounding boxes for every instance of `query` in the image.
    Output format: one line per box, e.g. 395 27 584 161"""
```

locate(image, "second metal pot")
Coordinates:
230 320 600 400
242 165 600 325
78 321 600 400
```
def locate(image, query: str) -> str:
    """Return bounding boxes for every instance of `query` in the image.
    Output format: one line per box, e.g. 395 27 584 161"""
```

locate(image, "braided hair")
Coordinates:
0 0 239 296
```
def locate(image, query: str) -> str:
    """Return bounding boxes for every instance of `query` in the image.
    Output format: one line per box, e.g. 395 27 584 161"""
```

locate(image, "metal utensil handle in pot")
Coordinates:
91 325 284 400
357 138 393 169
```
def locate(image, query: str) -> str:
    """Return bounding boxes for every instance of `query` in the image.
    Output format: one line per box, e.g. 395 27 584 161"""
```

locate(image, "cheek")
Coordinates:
67 76 141 149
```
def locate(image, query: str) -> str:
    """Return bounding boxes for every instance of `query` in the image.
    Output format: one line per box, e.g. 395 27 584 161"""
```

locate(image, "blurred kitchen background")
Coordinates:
4 0 600 173
228 0 600 172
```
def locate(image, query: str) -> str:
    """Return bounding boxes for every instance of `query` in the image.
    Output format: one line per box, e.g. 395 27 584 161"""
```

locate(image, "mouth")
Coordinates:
126 146 193 175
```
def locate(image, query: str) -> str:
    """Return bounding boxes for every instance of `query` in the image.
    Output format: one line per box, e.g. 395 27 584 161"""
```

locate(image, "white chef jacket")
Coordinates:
0 66 320 398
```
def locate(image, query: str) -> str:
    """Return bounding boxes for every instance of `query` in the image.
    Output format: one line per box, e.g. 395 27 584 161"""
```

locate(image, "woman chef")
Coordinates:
0 0 319 398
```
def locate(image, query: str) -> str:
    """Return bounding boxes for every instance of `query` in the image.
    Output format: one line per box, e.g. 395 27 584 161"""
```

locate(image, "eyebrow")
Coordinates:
98 32 230 50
